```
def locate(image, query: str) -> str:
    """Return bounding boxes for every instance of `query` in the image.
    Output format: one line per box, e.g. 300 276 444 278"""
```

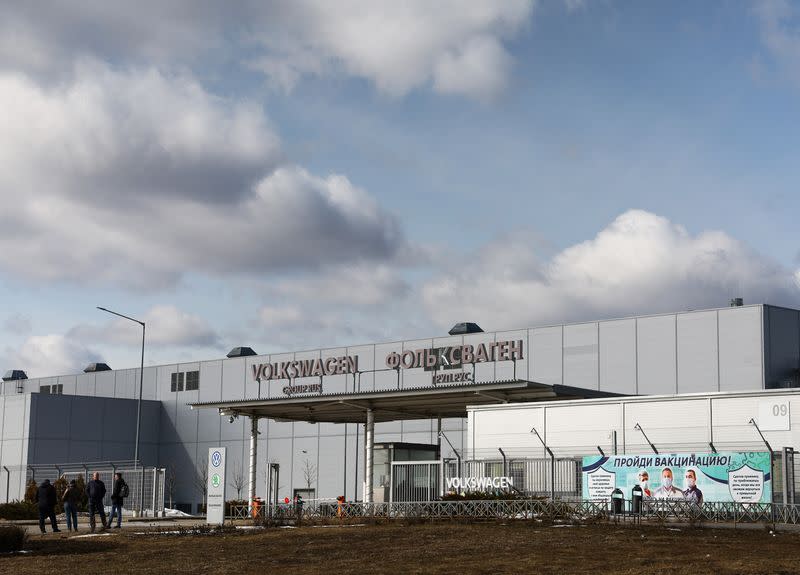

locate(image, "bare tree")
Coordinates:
302 458 318 490
193 457 209 512
230 463 246 500
165 465 177 509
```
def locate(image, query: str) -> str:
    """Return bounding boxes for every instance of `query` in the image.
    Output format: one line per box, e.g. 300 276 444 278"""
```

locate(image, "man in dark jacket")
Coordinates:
108 472 127 528
35 478 60 534
86 472 108 532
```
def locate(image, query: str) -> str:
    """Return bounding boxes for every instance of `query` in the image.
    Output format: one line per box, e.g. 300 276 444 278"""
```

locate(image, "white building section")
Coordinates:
467 389 800 460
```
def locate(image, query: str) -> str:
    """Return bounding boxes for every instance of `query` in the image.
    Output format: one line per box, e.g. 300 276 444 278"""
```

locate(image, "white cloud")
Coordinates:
0 65 405 288
0 2 535 100
4 334 101 378
754 0 800 83
422 210 800 330
250 1 534 99
3 314 32 335
69 305 219 348
269 264 410 307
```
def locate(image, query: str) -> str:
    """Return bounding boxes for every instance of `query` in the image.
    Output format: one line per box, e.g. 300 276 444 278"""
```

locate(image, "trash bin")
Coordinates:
251 497 262 518
611 488 624 515
631 484 643 515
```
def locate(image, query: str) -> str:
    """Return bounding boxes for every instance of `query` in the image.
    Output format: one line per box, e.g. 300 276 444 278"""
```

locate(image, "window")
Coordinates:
185 371 200 391
40 384 63 395
170 372 184 392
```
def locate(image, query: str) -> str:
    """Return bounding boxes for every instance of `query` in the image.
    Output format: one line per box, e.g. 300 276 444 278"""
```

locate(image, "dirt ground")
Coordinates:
3 520 800 574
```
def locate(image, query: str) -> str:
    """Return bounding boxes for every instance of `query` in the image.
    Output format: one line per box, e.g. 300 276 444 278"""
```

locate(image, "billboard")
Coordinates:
582 452 771 504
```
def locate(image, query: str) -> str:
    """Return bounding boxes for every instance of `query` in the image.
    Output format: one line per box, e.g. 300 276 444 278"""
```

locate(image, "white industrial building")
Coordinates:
1 303 799 511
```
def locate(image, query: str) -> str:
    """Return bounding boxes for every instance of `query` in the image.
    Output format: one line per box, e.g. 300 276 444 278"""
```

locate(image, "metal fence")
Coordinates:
448 458 580 498
391 461 440 503
25 461 166 517
231 498 800 526
387 457 581 503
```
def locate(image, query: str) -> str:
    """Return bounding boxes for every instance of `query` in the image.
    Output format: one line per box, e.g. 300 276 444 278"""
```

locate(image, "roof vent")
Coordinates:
83 363 112 373
227 347 257 358
448 323 484 336
2 370 28 381
730 298 744 307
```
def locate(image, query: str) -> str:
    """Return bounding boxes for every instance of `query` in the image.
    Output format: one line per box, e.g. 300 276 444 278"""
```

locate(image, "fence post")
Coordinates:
151 467 158 518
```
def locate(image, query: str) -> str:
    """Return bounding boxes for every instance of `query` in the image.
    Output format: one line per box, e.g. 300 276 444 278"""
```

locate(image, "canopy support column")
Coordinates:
363 408 374 504
248 417 259 512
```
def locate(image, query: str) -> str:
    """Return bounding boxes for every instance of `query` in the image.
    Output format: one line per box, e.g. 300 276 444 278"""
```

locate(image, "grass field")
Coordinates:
2 520 800 574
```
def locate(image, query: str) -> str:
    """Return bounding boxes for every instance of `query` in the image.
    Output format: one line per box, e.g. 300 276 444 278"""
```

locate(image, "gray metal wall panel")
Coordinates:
292 435 319 493
58 375 78 396
636 314 677 395
318 435 346 499
531 326 562 386
563 323 599 390
718 306 764 391
677 311 719 393
496 329 528 380
399 339 431 390
465 332 498 383
373 341 398 392
114 370 136 400
95 371 114 395
220 358 246 401
348 345 375 394
266 437 293 500
599 319 636 394
765 306 800 387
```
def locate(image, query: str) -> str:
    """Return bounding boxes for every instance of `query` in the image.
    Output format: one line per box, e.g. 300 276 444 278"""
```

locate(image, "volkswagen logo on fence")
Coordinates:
211 451 222 467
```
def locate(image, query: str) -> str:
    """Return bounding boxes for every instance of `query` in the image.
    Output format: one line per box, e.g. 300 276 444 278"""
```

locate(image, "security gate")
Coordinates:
390 461 440 503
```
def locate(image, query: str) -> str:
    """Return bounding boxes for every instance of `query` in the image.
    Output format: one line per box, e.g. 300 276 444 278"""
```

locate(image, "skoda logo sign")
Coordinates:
211 474 221 488
211 451 222 467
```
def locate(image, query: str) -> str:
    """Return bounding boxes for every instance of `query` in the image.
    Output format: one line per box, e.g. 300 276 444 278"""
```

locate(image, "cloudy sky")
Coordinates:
2 1 800 377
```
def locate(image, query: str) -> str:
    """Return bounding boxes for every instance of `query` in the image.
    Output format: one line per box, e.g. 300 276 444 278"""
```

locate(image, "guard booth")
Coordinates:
371 442 439 503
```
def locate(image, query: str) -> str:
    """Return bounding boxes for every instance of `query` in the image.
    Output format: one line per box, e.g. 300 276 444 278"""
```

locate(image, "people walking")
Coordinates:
108 472 128 528
86 472 108 532
35 478 60 534
62 478 81 531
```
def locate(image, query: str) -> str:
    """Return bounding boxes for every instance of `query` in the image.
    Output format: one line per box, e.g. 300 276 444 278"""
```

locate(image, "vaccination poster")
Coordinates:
581 452 771 504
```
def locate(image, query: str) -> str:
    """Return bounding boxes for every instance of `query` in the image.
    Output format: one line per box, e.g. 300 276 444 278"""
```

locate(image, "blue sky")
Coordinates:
1 1 799 377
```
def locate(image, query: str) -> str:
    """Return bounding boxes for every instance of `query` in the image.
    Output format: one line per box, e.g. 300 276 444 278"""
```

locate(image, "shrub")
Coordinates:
53 475 68 514
74 475 89 511
23 479 37 504
0 500 38 520
0 525 28 552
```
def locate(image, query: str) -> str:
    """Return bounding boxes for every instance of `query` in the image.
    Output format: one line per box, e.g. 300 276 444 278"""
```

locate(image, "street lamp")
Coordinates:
97 307 145 515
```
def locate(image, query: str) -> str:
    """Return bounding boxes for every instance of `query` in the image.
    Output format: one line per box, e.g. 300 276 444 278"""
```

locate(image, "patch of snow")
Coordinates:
163 508 193 517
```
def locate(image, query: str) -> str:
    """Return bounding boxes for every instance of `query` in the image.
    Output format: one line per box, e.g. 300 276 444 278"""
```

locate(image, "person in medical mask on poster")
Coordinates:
682 469 703 505
653 467 683 499
637 469 652 497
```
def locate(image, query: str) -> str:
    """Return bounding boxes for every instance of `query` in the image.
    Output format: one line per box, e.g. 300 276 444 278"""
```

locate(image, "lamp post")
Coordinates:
97 306 145 515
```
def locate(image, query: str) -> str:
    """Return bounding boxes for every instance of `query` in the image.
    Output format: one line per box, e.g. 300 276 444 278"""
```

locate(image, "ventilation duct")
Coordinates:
448 323 484 336
2 369 27 381
84 363 112 373
227 347 257 358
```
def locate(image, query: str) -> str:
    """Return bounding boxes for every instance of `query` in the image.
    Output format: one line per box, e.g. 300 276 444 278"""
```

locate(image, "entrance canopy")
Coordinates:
190 380 621 424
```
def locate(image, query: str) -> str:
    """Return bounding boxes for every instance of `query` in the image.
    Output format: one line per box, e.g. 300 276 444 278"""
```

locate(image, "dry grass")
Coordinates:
2 521 800 574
